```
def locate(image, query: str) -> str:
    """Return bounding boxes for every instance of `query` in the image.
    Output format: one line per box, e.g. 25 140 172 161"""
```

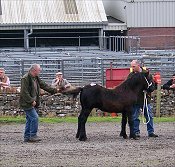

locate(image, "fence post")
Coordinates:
103 32 106 50
81 58 84 86
61 60 64 75
154 72 161 117
21 60 24 77
156 83 161 117
109 36 111 51
35 37 37 54
101 59 104 86
99 28 103 50
78 36 80 52
24 29 28 51
128 36 131 53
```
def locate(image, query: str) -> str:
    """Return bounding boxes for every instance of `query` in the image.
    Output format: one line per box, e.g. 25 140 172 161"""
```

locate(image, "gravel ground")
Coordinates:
0 122 175 167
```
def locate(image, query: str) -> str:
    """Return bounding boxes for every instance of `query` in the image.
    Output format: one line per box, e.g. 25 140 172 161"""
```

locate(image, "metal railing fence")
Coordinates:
0 54 174 87
0 35 144 53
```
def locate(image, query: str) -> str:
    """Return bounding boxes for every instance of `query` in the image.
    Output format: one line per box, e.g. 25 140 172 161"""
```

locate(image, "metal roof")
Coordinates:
0 0 107 25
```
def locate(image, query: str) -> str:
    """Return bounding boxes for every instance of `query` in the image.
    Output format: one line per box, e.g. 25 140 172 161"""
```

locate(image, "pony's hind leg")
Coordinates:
78 108 91 141
76 112 82 138
120 112 128 139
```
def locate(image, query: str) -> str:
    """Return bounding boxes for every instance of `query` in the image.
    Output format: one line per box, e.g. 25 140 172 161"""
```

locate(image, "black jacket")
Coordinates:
163 79 174 90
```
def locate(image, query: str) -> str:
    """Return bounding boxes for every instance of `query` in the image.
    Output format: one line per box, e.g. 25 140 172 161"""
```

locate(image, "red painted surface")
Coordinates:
106 68 130 88
106 68 130 117
153 72 161 84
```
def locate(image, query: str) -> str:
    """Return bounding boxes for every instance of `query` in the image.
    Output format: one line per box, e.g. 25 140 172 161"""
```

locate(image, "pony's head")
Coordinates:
128 72 155 92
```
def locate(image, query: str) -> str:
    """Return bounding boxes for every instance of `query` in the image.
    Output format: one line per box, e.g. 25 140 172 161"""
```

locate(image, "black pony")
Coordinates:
63 72 154 141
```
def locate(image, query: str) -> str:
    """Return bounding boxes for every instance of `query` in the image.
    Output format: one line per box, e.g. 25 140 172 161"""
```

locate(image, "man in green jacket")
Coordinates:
20 64 58 142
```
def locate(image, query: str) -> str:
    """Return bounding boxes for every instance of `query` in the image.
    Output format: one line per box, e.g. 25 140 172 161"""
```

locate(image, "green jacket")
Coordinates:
127 68 154 105
19 73 57 110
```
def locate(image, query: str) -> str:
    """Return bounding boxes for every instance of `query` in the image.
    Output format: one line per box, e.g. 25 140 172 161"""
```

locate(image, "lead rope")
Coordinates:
142 90 150 124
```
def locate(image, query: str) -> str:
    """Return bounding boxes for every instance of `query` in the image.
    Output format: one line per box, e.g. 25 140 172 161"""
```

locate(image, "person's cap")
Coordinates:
56 72 63 75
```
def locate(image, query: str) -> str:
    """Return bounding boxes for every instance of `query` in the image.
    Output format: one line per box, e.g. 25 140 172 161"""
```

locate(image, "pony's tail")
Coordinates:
62 86 82 99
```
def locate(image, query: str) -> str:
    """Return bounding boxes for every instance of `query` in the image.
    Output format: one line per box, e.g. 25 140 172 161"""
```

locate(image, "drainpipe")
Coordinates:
24 26 33 51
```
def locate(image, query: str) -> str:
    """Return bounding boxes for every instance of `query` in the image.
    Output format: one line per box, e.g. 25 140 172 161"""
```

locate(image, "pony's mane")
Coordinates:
117 73 143 90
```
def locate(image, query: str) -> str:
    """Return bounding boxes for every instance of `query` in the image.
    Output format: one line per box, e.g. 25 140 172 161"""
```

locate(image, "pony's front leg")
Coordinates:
79 109 91 141
120 112 128 139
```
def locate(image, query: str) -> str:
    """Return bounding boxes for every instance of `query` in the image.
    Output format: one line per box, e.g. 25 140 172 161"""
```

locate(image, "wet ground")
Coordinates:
0 122 175 167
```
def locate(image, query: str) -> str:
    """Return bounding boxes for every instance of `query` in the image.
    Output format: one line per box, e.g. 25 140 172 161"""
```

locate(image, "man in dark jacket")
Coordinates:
20 64 58 142
163 74 175 91
129 60 158 139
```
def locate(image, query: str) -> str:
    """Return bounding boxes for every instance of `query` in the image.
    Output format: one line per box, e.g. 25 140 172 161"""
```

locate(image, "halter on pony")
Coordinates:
144 76 153 89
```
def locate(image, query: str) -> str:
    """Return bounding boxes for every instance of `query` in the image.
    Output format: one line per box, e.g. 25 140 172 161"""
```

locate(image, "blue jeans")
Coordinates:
132 104 154 135
24 107 39 139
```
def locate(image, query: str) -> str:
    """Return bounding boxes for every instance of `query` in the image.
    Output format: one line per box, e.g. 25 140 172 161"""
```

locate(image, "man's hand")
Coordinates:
32 101 36 107
170 84 175 89
54 78 59 84
65 84 71 88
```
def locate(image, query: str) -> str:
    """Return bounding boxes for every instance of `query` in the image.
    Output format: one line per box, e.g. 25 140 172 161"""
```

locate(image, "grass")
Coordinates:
0 116 122 124
0 116 174 124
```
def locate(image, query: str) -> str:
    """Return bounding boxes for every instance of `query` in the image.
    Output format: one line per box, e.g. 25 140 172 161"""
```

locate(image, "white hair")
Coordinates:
0 68 5 71
131 59 142 66
0 68 5 73
29 64 40 71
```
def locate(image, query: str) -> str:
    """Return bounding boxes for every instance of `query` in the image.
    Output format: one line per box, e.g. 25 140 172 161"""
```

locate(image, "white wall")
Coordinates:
126 1 175 27
103 0 175 27
102 0 127 22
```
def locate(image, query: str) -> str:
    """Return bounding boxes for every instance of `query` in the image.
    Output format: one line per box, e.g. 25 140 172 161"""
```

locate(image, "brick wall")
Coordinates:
127 27 175 50
0 93 80 117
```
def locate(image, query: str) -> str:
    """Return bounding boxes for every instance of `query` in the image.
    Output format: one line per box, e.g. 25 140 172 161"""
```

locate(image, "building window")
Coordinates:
64 0 78 14
0 0 2 15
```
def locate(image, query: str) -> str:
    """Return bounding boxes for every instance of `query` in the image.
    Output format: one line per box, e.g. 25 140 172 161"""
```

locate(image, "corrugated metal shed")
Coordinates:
126 0 175 27
0 0 107 25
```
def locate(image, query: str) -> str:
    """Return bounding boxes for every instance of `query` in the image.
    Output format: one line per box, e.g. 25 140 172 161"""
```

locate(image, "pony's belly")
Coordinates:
99 104 123 113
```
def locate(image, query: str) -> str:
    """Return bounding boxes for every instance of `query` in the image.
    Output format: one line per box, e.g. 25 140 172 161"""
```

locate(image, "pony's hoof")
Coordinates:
79 136 87 141
119 133 128 139
123 135 128 139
